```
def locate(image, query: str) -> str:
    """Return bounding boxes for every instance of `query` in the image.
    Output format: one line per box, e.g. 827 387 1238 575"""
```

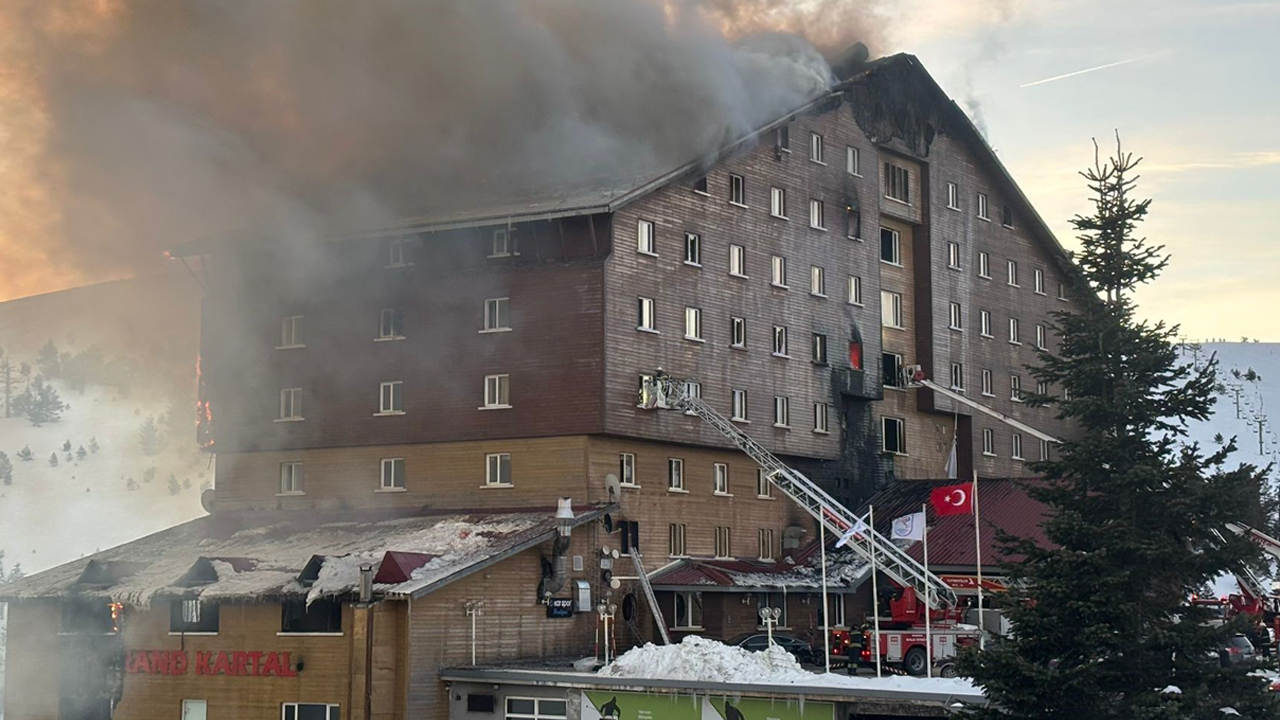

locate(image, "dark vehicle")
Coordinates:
1219 635 1257 667
728 633 818 665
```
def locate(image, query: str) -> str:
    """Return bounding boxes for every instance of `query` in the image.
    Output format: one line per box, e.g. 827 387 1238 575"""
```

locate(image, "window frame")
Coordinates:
982 428 995 456
1008 317 1021 345
1035 324 1047 350
1007 260 1020 287
884 162 911 204
377 380 404 415
730 316 746 349
485 452 512 488
949 302 963 331
278 315 304 350
947 241 961 270
1034 268 1046 295
809 132 825 164
950 362 964 392
810 265 827 297
731 389 749 422
813 402 830 434
377 307 405 341
809 199 826 230
1010 374 1023 402
683 232 702 267
846 145 861 176
386 238 408 268
758 528 776 561
667 458 685 492
980 309 993 338
482 297 511 332
488 228 517 259
281 703 340 720
880 227 902 266
714 527 732 558
636 219 656 256
714 462 730 496
811 333 828 365
278 388 303 421
170 599 219 635
1012 432 1025 460
978 251 991 279
770 187 787 219
619 453 637 487
946 181 959 210
881 290 903 329
505 697 568 720
756 468 772 498
882 352 904 389
672 589 702 628
977 192 989 220
882 416 906 455
770 255 788 288
981 369 994 397
279 461 304 495
846 208 862 240
729 243 748 277
380 457 406 491
482 373 511 409
729 174 746 206
683 306 703 341
773 395 790 429
637 297 657 332
668 523 688 558
772 325 789 357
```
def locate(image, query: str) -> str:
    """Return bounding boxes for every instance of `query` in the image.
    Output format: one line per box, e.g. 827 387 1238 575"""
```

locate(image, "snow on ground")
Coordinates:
600 636 982 698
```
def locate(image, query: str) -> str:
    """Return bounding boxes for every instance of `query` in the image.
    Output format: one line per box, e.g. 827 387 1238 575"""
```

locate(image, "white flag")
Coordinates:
890 511 926 541
835 514 870 548
944 434 958 479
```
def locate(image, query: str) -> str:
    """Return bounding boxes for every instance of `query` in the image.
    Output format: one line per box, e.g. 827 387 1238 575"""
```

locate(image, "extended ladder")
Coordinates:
631 549 672 644
643 374 959 610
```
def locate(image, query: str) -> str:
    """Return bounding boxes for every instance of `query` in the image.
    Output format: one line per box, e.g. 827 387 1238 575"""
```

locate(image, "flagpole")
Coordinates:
973 470 985 650
870 504 882 678
923 501 932 678
820 511 831 674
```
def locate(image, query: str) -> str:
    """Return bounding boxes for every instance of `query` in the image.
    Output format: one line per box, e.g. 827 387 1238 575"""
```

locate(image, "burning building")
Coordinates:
1 53 1079 719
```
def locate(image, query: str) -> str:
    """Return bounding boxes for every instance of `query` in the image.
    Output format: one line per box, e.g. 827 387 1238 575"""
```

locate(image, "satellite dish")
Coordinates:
610 578 622 590
200 488 216 514
604 473 621 502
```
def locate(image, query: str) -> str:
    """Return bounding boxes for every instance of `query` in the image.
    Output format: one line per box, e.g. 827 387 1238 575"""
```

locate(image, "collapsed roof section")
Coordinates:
0 506 607 607
649 540 870 592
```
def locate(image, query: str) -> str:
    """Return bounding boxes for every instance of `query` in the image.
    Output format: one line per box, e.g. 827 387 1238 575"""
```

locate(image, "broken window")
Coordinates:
170 600 220 634
882 417 906 454
281 598 342 634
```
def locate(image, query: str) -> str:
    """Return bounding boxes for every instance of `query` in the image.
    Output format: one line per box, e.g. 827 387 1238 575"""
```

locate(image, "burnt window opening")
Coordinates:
775 124 790 151
169 599 220 634
620 520 641 555
281 598 342 634
60 600 121 635
882 353 903 388
692 176 709 194
846 207 862 239
1002 205 1014 228
848 340 863 371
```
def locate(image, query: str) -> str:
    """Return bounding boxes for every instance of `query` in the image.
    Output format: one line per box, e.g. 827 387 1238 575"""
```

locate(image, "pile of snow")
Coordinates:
600 636 981 698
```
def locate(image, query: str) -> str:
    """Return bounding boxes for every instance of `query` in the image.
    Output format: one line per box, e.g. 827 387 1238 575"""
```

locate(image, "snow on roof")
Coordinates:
650 542 870 590
600 636 982 699
0 507 605 607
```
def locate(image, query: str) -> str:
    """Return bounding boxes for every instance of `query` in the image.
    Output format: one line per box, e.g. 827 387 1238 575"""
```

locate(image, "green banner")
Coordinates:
583 691 701 720
708 697 833 720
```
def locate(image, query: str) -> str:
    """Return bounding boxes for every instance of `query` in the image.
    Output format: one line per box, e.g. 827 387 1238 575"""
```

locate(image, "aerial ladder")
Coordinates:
640 372 959 613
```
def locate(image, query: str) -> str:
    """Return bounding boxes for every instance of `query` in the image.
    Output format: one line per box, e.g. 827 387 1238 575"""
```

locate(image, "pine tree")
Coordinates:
0 451 11 485
23 377 66 426
61 439 71 452
166 473 181 495
88 436 99 453
48 452 58 467
16 445 32 462
139 416 163 456
35 340 60 378
962 140 1278 718
76 445 87 461
0 351 15 419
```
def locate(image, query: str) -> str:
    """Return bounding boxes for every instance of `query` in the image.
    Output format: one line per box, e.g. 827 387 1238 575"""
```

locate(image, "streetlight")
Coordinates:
759 606 782 647
597 601 618 665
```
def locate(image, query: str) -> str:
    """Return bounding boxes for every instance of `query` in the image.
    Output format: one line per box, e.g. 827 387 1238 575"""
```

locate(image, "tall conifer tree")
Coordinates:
963 140 1277 718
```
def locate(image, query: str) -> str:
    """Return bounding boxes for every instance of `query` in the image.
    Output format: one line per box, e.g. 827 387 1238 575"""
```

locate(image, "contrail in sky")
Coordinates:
1020 52 1165 88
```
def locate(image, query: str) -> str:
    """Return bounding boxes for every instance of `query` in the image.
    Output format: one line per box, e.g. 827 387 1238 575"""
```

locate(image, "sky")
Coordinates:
895 0 1280 341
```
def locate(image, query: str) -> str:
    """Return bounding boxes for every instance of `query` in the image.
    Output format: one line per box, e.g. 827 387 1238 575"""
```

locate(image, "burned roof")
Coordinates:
0 506 606 606
650 540 870 591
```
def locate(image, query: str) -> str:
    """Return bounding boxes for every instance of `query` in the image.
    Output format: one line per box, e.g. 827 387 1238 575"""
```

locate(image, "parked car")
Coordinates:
1219 635 1257 667
728 633 818 664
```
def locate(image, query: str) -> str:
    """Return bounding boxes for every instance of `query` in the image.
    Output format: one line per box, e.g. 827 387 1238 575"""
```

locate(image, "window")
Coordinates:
881 291 903 329
378 307 404 340
669 523 688 557
846 145 860 175
776 125 790 151
772 325 789 356
810 132 825 163
979 251 991 278
812 333 828 364
637 373 655 408
182 700 208 720
809 199 825 229
1012 432 1024 460
714 527 731 558
279 462 304 494
483 297 510 331
729 174 746 205
757 468 772 498
637 297 656 332
386 238 408 268
981 369 994 397
758 529 776 561
279 388 302 421
620 521 640 555
773 396 790 428
684 232 702 266
980 310 992 337
810 266 826 296
730 316 746 348
948 242 961 269
1037 380 1049 396
282 703 340 720
1008 317 1021 344
619 453 636 486
672 590 701 628
714 463 730 495
170 600 219 634
485 453 512 487
682 381 701 416
882 352 903 388
977 192 989 220
771 255 788 287
885 162 911 203
489 228 517 258
1002 204 1014 228
378 381 403 414
731 389 749 422
770 187 787 218
281 598 341 634
1039 439 1051 461
1058 281 1067 301
684 307 702 341
949 302 963 330
636 219 655 255
846 208 862 239
828 593 847 628
814 403 830 433
668 458 684 491
882 417 906 454
279 315 303 349
506 698 568 720
950 362 964 391
983 428 995 456
849 339 863 371
380 457 405 490
1034 268 1045 295
483 374 510 408
1011 374 1023 402
1035 324 1047 350
880 227 901 265
1007 260 1020 287
729 243 747 276
947 181 959 210
847 275 863 305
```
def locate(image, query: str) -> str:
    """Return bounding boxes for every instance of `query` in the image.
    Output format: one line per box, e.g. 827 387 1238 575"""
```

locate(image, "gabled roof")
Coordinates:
0 506 608 606
650 540 869 592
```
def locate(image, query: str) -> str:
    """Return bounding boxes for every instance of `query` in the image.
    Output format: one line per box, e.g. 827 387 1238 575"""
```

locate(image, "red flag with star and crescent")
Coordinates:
930 482 973 516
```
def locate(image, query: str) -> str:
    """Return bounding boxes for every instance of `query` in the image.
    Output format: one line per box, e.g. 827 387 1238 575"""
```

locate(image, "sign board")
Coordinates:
546 598 574 618
938 575 1008 593
583 691 833 720
125 649 299 677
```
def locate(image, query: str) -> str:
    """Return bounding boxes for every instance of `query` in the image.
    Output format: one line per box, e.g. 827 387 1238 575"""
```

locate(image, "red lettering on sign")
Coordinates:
262 652 280 677
126 650 145 674
124 650 299 678
195 650 212 675
279 652 298 677
172 651 189 675
232 651 248 676
150 650 168 674
212 651 232 676
248 651 265 676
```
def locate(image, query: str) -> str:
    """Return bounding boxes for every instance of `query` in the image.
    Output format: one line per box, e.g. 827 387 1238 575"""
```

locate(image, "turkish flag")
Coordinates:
930 482 973 516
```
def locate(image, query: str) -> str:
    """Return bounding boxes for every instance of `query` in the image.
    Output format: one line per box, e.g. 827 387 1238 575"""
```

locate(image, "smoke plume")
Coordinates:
0 0 866 299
